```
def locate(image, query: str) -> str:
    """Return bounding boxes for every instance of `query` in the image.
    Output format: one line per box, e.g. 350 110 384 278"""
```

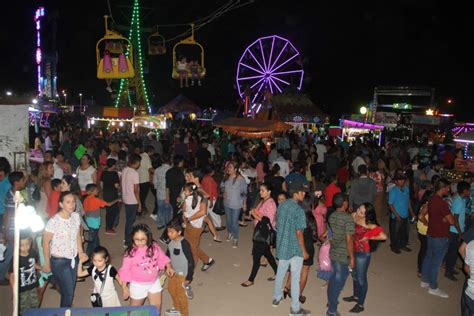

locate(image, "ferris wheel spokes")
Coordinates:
240 62 265 75
267 36 276 72
271 52 299 73
259 40 268 72
268 41 289 72
247 49 266 73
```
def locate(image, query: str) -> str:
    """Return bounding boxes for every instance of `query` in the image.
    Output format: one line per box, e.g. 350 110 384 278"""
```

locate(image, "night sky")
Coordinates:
2 0 474 118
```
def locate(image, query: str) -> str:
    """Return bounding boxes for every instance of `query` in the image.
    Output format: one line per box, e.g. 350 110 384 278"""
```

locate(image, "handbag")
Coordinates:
90 266 108 307
252 216 276 247
212 196 225 216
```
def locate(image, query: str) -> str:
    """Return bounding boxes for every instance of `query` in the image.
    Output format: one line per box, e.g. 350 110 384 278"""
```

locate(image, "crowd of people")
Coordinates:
0 119 472 315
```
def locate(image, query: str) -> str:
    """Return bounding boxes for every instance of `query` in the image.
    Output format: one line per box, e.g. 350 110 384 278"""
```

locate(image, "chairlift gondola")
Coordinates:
96 16 135 79
172 23 206 80
148 27 166 55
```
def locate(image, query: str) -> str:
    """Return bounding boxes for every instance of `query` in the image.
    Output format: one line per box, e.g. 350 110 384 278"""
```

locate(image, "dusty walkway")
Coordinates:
0 205 463 316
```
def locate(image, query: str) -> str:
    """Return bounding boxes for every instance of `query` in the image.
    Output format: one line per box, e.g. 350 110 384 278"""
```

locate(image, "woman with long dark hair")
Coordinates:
343 202 387 313
221 161 247 248
42 191 87 307
241 183 278 287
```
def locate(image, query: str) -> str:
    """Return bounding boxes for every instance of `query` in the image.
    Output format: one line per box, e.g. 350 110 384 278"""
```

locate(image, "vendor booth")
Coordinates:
341 119 384 145
214 117 292 138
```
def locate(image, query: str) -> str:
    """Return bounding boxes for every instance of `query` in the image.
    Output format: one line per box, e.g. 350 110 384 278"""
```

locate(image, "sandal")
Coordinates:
267 276 276 281
241 281 254 287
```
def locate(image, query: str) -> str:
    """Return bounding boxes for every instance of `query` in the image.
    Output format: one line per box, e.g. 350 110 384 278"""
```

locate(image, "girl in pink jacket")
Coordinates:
119 224 174 312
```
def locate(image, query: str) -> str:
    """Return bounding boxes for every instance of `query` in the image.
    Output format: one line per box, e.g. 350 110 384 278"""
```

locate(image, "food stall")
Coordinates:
341 119 384 145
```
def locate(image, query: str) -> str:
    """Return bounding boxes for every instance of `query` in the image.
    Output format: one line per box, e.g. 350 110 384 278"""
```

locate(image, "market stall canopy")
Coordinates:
214 118 292 138
86 106 134 119
271 90 326 123
158 95 201 114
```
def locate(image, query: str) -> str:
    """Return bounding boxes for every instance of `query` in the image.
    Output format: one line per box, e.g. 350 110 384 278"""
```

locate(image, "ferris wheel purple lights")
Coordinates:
236 35 304 103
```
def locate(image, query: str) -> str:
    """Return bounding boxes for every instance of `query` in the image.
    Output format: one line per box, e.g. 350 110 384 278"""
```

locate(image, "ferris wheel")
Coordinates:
236 35 304 104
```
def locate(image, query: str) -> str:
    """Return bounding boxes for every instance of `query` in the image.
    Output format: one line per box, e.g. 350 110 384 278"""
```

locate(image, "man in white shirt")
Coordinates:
207 140 216 161
315 142 327 164
137 146 154 216
274 150 290 178
351 152 366 175
121 154 141 246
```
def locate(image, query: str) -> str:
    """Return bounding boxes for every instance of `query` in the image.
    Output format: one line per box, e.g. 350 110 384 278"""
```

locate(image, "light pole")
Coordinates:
79 93 83 107
12 192 44 316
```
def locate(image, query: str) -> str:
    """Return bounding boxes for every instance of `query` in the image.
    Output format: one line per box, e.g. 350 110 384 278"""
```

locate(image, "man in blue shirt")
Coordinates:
388 174 415 254
272 181 310 316
445 181 471 281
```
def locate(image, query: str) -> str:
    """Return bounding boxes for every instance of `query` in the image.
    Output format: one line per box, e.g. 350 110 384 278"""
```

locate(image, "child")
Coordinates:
9 230 40 314
119 224 174 312
165 221 195 316
277 192 288 205
190 60 202 87
176 56 189 88
313 193 327 238
77 246 129 307
182 183 215 271
83 184 120 259
46 179 61 218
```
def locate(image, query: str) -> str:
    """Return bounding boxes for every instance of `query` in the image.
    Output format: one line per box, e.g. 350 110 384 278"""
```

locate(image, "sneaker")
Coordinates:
444 273 458 281
349 304 364 313
213 236 222 243
201 258 215 272
290 307 311 315
420 281 429 288
150 214 158 221
428 288 449 298
226 234 233 242
326 312 341 316
233 239 238 248
272 298 282 307
165 307 181 315
105 229 117 235
400 246 412 252
182 282 194 299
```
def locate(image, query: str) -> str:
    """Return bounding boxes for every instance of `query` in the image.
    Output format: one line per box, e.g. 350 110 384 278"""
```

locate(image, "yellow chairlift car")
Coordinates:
96 16 135 79
172 23 206 80
148 27 166 55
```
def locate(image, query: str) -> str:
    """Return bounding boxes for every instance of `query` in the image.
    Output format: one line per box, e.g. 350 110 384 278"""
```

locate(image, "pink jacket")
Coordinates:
254 198 277 228
119 243 170 283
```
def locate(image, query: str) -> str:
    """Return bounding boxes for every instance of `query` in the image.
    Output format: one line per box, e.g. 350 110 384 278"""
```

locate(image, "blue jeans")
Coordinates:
327 259 350 314
156 200 173 228
124 204 138 246
225 207 240 240
352 252 372 306
273 256 304 312
51 256 78 307
86 228 100 259
421 236 449 290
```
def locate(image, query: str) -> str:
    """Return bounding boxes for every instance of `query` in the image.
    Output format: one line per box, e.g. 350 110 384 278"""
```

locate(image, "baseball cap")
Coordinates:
393 174 407 181
288 180 309 193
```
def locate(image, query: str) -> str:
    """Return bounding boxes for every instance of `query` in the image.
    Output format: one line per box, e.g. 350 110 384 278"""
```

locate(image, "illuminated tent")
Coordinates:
158 95 201 114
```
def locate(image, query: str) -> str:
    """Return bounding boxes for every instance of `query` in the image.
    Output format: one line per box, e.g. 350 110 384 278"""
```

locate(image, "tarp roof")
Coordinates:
214 118 292 133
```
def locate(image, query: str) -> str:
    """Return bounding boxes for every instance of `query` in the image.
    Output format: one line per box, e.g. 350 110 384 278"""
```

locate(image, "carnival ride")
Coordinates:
95 0 252 116
236 35 304 106
171 23 206 79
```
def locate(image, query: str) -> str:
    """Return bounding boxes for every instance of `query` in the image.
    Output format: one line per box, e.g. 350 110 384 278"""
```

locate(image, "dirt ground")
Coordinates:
0 201 464 316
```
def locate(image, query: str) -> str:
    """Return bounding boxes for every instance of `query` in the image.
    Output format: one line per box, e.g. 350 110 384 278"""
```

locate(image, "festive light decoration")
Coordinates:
236 35 304 103
114 0 150 111
34 7 45 96
342 119 384 130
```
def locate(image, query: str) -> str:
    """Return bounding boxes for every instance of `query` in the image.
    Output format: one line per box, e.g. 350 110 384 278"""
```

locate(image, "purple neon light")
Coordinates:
271 75 290 86
271 53 299 73
342 119 384 130
236 35 304 101
247 49 266 73
240 62 265 75
35 7 45 96
268 41 288 72
259 39 268 72
267 36 275 71
269 77 282 93
455 139 474 144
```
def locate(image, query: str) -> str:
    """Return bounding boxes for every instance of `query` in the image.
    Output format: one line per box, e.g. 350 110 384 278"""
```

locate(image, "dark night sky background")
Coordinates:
2 0 474 118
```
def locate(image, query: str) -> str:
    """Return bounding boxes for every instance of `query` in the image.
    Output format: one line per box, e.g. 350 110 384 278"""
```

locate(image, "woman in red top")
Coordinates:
201 165 224 230
343 203 387 313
